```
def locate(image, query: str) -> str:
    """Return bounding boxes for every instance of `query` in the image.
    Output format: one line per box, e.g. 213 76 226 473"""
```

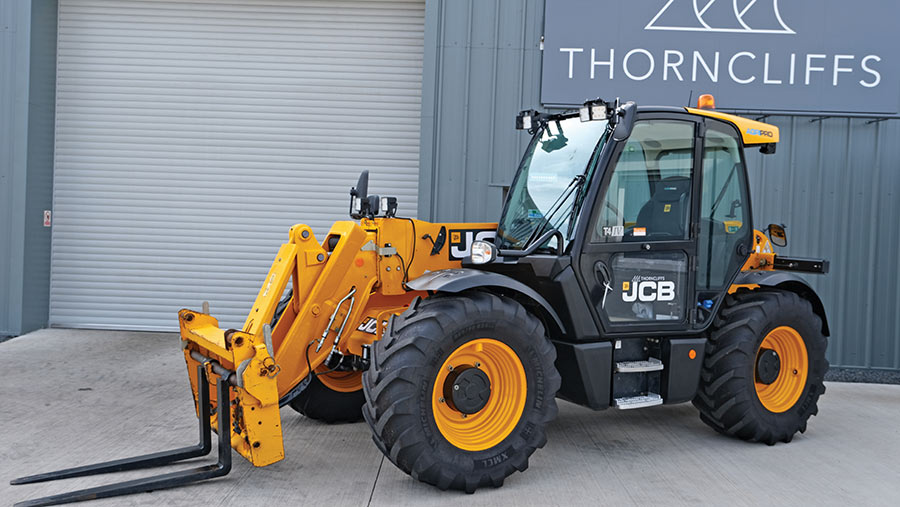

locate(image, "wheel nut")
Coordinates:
454 385 459 391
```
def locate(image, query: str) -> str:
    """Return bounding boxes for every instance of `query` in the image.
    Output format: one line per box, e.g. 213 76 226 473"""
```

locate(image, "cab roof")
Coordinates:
635 105 779 146
686 107 779 145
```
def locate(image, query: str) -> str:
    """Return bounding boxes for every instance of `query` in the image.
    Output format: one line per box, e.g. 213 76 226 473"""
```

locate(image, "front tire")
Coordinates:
362 292 561 493
693 289 828 444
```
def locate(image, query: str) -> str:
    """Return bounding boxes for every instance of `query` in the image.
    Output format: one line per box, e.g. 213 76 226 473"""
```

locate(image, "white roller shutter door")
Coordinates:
51 0 425 330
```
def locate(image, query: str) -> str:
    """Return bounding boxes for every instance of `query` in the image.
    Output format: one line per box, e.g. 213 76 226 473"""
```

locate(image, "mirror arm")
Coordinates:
498 229 563 258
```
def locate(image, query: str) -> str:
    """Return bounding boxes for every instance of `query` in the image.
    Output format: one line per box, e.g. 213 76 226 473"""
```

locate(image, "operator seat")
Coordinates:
633 176 691 239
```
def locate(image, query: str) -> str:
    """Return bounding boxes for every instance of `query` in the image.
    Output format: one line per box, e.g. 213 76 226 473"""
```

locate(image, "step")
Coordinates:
613 393 663 410
615 357 664 373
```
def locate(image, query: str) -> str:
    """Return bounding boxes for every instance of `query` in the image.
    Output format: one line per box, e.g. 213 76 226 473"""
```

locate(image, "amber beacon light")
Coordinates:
697 94 716 109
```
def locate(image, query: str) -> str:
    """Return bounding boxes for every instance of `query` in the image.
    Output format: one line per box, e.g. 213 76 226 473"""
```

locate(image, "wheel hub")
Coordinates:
444 366 491 414
756 348 781 385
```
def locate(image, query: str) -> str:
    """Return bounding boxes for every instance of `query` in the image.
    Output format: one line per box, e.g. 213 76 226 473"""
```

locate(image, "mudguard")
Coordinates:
407 268 565 334
733 270 830 336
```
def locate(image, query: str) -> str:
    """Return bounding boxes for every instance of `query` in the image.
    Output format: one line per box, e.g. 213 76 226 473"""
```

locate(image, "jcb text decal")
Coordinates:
449 229 497 260
622 275 675 302
357 317 388 335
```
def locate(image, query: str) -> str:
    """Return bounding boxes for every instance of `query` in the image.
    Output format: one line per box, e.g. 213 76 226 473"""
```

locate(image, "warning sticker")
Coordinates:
633 227 646 237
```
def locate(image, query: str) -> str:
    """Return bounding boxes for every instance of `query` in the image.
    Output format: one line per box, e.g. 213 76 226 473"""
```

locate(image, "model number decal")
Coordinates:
746 128 775 138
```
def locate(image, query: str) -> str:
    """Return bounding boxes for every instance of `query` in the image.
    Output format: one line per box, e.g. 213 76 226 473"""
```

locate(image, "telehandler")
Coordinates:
12 95 830 505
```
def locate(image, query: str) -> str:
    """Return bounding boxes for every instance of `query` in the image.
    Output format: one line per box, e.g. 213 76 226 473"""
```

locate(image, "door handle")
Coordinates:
594 261 611 284
594 261 614 309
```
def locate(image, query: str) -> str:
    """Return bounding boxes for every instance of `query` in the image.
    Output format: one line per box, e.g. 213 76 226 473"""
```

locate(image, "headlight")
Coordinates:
470 241 496 264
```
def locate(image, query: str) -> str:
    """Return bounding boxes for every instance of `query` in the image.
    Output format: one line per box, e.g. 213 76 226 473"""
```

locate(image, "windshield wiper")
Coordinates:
520 174 586 252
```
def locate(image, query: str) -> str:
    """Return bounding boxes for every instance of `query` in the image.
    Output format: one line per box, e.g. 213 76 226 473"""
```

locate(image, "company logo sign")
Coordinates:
541 0 899 115
646 0 794 34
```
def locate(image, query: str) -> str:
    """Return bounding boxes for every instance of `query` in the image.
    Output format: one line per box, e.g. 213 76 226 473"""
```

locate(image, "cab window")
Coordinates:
697 121 751 290
592 120 695 243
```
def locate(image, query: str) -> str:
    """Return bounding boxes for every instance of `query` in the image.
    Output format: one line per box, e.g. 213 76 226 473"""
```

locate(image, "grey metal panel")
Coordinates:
21 0 57 332
745 117 900 370
421 0 900 370
419 0 544 223
51 0 425 330
0 0 31 336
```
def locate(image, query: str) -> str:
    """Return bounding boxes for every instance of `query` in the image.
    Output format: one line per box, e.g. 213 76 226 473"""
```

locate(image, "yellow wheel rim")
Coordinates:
432 338 527 451
316 365 363 393
755 326 808 413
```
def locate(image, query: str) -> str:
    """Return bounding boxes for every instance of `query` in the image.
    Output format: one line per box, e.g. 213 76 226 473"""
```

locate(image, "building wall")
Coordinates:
1 0 31 336
744 117 900 370
420 0 900 370
418 0 544 223
22 0 56 332
0 0 56 336
3 0 899 371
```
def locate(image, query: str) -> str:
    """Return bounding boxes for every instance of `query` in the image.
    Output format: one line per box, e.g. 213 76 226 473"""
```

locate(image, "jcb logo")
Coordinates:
622 280 676 302
449 229 497 260
357 317 388 335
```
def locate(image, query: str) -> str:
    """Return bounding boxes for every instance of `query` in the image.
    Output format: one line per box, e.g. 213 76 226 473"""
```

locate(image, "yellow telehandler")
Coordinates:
12 95 830 505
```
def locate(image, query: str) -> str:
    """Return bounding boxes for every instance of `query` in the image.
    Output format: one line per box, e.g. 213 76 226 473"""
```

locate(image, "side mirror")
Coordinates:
353 170 369 201
768 224 787 247
612 101 637 141
350 170 372 219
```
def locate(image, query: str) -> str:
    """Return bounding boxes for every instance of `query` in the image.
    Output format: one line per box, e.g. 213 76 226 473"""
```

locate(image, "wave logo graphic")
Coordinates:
645 0 795 34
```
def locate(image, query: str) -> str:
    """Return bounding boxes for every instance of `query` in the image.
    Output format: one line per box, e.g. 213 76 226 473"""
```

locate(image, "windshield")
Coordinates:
496 116 610 251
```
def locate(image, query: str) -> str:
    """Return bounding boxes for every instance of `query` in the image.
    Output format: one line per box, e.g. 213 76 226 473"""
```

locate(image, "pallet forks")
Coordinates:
10 366 233 506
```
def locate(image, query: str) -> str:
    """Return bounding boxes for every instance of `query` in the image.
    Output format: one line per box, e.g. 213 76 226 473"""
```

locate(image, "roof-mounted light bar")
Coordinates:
515 109 540 132
579 98 610 122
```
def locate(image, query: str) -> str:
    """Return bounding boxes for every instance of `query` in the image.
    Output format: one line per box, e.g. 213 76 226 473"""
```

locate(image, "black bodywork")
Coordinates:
413 105 830 411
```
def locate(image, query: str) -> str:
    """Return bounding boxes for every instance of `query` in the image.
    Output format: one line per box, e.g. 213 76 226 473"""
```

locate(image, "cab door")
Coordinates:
577 115 702 334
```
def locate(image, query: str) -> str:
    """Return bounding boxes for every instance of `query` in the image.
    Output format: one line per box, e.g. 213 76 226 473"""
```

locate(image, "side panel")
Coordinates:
552 340 612 410
661 337 707 404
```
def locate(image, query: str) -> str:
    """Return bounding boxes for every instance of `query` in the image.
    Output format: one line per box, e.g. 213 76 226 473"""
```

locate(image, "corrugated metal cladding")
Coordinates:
51 0 426 330
421 0 900 370
0 0 29 335
744 117 900 370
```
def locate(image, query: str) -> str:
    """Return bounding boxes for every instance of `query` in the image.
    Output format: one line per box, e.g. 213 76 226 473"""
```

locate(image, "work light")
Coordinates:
469 240 496 264
579 98 609 122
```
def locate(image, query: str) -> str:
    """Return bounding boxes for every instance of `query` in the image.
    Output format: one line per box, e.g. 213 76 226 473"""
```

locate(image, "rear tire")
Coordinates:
363 291 561 493
288 370 365 423
693 289 828 444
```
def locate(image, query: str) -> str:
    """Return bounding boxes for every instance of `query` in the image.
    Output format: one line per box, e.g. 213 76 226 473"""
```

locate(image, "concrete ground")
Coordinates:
2 329 899 507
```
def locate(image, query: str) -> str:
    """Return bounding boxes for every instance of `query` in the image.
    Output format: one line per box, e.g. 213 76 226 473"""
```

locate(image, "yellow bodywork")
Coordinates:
179 218 496 467
727 230 776 294
686 107 780 145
